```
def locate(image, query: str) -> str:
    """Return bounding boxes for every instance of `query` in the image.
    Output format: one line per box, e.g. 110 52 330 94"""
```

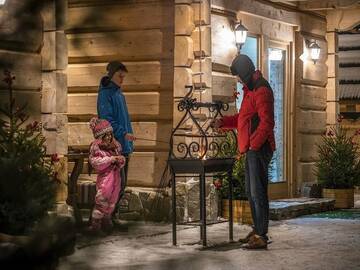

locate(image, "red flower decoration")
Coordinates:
213 179 222 189
51 153 60 163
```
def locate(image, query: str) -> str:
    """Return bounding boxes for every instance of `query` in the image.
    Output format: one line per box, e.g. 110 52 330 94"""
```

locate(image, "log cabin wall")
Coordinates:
211 0 328 198
0 1 43 124
66 0 174 188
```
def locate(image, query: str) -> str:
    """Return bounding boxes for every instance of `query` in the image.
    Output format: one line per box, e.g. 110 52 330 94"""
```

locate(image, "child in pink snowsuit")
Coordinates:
88 117 125 233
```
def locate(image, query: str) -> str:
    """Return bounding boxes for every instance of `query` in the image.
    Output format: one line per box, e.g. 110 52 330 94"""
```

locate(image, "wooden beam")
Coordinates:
67 29 173 63
67 92 173 119
298 110 326 134
0 50 41 91
211 14 237 67
298 0 360 11
174 36 194 67
192 0 211 26
0 90 41 122
175 4 195 36
211 0 327 36
327 9 360 31
67 61 172 91
298 134 322 162
212 71 237 99
68 121 172 151
299 85 327 110
191 26 211 58
67 2 173 32
41 113 68 155
41 71 68 113
69 151 169 188
297 162 317 183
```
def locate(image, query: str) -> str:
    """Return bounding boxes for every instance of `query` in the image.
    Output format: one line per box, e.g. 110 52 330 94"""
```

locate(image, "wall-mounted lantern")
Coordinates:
308 41 321 64
234 21 248 53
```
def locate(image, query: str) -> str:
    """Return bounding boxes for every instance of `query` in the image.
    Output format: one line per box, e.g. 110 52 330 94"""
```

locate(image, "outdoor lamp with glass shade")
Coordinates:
308 41 321 64
235 21 248 52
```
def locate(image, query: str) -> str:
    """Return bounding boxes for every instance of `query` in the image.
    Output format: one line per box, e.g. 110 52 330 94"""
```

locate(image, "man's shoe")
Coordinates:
102 218 114 233
238 229 256 243
241 234 268 250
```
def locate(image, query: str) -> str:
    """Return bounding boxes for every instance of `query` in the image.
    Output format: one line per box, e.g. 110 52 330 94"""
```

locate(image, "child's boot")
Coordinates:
84 218 103 236
102 217 114 233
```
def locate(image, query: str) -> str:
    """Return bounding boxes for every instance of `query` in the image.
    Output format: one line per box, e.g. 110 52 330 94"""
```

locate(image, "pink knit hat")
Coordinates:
89 117 113 139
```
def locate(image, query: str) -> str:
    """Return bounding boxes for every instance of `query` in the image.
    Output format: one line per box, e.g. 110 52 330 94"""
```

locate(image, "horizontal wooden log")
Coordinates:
68 121 172 151
174 67 192 98
0 50 41 90
67 2 172 32
41 113 68 155
175 4 194 36
192 0 210 26
326 101 337 125
326 54 338 78
192 57 212 89
299 85 327 110
338 33 360 48
326 78 337 102
42 31 68 71
69 152 169 187
239 12 294 42
298 134 323 162
297 162 317 183
212 0 327 36
67 29 173 63
67 61 172 91
211 14 237 67
339 67 360 81
302 61 328 86
41 0 67 31
298 110 326 134
212 71 237 99
174 36 194 67
0 1 43 52
67 92 173 119
41 71 67 113
191 26 211 58
326 32 338 54
327 9 360 31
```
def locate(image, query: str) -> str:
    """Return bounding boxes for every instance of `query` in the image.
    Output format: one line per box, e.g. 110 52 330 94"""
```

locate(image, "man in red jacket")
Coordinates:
214 54 275 249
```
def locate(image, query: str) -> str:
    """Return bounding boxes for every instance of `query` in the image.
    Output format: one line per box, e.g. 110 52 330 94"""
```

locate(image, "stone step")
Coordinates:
269 198 335 220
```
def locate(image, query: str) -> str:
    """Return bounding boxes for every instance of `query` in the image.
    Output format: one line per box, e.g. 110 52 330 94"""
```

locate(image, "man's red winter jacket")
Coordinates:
220 70 276 154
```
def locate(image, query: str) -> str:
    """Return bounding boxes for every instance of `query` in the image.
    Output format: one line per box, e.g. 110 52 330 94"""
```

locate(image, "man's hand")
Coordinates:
125 133 136 141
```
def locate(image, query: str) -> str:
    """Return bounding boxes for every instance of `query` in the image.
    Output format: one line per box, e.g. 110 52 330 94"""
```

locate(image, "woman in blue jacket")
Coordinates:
97 61 136 220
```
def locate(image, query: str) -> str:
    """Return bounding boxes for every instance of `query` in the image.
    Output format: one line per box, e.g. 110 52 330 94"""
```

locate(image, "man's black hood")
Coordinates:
230 54 255 88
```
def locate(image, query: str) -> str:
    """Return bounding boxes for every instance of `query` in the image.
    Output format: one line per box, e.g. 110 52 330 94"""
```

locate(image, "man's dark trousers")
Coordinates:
245 141 273 240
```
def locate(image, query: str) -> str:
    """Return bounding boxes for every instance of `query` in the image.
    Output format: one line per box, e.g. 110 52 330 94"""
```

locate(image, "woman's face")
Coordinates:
102 132 113 144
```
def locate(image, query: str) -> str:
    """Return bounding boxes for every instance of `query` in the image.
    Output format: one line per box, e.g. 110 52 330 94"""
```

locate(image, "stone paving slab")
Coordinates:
270 198 335 220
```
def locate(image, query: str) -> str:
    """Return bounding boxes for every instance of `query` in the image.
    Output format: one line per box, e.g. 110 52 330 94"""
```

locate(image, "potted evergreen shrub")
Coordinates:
315 123 360 208
0 70 75 263
213 133 252 224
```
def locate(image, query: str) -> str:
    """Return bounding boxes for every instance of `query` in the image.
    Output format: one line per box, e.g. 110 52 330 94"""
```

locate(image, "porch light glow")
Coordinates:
0 0 6 5
309 41 321 64
235 21 248 52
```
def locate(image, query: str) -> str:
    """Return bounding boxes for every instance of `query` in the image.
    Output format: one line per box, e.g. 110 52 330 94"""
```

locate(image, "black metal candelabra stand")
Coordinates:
168 86 237 246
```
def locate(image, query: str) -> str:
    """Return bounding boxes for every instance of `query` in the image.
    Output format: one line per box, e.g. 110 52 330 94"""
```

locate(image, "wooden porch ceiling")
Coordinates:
266 0 360 10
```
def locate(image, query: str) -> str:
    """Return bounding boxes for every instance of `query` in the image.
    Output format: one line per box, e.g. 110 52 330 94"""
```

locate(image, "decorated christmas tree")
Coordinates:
0 70 57 235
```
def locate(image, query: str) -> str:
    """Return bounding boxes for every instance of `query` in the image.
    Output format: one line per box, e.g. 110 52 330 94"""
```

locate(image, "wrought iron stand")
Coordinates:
168 86 237 246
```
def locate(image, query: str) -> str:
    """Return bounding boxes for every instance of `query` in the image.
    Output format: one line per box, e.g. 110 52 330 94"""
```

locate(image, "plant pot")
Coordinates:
322 188 354 209
221 199 253 225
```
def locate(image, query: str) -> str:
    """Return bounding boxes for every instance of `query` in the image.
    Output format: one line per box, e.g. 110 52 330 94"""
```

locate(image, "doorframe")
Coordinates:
263 39 294 199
